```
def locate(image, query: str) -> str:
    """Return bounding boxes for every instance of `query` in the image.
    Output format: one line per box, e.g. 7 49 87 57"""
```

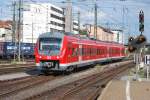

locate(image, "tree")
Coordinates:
79 30 88 35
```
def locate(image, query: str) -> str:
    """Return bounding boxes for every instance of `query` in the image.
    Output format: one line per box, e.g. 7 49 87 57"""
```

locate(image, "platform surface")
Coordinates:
98 80 150 100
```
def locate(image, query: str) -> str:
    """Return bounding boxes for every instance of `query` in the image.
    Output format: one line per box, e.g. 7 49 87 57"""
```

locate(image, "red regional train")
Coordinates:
34 32 125 73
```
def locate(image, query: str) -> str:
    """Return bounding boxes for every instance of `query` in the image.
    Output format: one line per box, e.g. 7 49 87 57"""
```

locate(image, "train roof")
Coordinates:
38 32 124 46
39 32 65 39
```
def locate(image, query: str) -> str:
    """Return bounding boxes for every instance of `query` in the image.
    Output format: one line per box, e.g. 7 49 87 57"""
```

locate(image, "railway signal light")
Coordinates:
128 34 146 53
139 24 144 32
136 34 146 44
139 10 144 32
139 11 144 23
128 45 137 53
128 36 137 53
128 37 134 42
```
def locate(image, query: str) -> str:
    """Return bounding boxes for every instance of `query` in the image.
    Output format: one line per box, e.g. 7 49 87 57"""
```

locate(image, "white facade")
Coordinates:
22 3 65 43
73 20 79 34
0 28 12 42
112 30 124 44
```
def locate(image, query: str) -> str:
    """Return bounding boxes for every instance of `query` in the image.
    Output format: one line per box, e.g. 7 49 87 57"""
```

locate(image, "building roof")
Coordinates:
98 26 114 34
87 25 114 34
0 20 12 29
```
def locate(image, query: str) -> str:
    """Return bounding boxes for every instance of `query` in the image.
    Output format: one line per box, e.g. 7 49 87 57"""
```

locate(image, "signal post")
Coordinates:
128 10 146 80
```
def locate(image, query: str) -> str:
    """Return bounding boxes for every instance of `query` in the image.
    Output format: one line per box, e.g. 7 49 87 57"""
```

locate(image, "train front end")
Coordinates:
35 32 64 72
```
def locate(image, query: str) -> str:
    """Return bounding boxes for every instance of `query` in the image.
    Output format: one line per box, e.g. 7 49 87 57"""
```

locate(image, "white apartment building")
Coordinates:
22 3 65 43
22 3 79 43
0 21 12 42
73 20 79 34
0 27 12 42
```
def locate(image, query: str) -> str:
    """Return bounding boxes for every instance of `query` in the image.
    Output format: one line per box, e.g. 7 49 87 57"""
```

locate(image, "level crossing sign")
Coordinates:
144 55 150 64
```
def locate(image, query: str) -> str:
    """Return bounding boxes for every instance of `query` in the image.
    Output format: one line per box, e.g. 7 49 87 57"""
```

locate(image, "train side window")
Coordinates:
95 48 96 55
88 48 90 56
82 48 84 56
78 48 80 56
85 47 87 56
84 47 86 56
86 47 88 56
109 48 111 54
77 48 79 56
99 49 101 55
83 48 85 56
92 48 93 56
89 48 90 56
103 49 105 54
72 48 78 57
87 48 89 56
84 48 86 56
90 48 92 56
91 48 92 56
93 48 94 56
122 49 124 54
100 49 102 55
92 48 94 55
99 49 100 55
72 48 75 56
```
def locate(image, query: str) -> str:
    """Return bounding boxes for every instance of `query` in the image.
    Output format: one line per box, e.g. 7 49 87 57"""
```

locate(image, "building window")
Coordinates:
51 14 64 21
2 34 6 37
51 21 63 27
73 22 78 26
73 28 78 31
51 7 63 14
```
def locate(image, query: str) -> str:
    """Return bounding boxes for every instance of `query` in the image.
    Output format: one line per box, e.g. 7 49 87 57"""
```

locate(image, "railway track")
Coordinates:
0 63 35 75
0 61 134 100
27 62 134 100
0 75 59 99
0 59 34 64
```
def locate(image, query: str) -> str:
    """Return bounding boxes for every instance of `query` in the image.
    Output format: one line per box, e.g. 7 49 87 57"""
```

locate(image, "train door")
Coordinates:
79 44 82 63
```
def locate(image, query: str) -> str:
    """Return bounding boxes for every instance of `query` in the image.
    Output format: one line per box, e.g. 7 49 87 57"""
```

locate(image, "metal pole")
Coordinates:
94 3 97 39
147 65 149 80
12 1 16 62
78 11 80 34
122 6 125 44
21 0 24 62
46 6 48 32
32 22 34 47
65 0 72 32
144 45 149 80
18 0 22 62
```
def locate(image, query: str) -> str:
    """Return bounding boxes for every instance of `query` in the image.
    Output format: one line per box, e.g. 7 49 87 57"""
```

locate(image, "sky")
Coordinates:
0 0 150 43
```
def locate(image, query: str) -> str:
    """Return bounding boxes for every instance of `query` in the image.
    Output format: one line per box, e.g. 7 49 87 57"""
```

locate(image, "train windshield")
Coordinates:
39 38 62 55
